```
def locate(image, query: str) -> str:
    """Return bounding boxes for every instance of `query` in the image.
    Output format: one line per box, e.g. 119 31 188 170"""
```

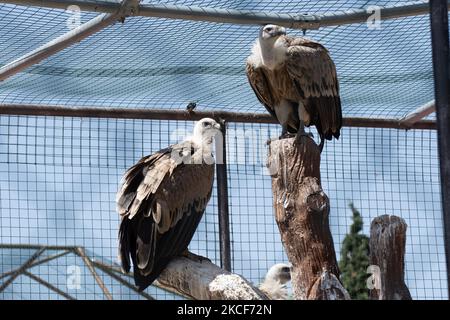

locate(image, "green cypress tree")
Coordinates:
338 203 370 300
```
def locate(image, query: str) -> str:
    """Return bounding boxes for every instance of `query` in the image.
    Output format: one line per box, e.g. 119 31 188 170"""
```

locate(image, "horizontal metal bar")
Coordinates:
319 1 443 27
0 0 319 29
0 104 437 130
139 3 319 29
399 100 436 128
1 0 447 29
344 117 436 130
0 243 81 250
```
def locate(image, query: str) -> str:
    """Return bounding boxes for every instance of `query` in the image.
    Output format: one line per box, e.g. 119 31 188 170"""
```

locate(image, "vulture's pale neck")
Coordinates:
258 36 287 70
191 134 214 149
190 131 215 161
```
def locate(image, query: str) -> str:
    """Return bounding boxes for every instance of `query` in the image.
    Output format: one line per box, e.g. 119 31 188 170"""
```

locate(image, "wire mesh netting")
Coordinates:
0 117 447 299
0 0 435 118
0 0 448 300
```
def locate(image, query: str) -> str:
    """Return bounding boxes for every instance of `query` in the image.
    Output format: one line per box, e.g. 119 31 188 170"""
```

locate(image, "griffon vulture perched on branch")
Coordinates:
116 118 221 291
246 24 342 151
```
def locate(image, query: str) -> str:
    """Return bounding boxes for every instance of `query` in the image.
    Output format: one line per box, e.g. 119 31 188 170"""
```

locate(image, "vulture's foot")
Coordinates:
182 250 211 263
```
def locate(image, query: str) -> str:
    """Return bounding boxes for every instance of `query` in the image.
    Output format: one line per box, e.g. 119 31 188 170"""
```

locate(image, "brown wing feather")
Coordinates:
246 61 278 120
117 142 214 290
285 37 342 140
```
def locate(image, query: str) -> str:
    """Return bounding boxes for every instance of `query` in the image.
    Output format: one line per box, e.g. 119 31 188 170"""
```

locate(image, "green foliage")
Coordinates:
338 203 370 300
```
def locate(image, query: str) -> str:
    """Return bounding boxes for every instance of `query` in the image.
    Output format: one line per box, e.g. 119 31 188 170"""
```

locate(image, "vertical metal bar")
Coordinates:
430 0 450 299
216 120 232 271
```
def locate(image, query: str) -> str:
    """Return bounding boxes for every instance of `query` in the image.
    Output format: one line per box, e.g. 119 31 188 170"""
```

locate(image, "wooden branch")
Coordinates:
369 215 412 300
157 254 268 300
267 136 350 300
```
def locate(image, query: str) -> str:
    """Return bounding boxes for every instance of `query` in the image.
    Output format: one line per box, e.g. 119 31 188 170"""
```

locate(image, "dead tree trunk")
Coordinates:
267 136 349 300
369 215 412 300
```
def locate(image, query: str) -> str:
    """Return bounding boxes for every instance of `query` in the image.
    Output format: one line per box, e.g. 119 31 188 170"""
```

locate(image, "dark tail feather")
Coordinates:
118 218 132 273
133 258 170 291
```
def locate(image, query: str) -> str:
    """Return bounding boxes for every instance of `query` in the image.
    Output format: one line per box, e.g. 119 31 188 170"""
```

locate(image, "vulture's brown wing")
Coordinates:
285 38 342 140
117 142 214 290
246 61 278 120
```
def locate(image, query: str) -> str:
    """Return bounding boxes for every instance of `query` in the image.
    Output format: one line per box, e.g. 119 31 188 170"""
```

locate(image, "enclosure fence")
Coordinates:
0 0 449 300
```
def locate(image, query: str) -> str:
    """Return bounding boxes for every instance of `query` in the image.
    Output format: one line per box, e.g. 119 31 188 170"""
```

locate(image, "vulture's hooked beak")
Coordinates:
277 26 286 36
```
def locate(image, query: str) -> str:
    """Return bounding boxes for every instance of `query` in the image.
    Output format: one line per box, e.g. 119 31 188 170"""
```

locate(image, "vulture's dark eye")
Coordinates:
266 27 273 32
203 122 210 127
282 267 290 273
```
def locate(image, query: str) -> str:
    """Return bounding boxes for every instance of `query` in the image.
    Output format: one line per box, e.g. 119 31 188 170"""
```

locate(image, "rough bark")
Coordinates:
369 215 412 300
267 136 349 300
156 253 268 300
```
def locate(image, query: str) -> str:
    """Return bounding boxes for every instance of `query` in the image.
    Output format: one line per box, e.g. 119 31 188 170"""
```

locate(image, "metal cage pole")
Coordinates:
216 121 232 272
430 0 450 299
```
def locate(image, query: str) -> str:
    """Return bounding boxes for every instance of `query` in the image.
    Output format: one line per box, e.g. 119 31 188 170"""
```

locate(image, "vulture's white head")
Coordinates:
264 263 291 284
259 24 286 41
259 263 292 300
252 24 288 70
192 118 221 146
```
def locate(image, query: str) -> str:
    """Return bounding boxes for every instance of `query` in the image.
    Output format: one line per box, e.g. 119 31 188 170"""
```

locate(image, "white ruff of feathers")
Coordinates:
258 264 291 300
259 278 289 300
247 37 287 71
184 123 216 164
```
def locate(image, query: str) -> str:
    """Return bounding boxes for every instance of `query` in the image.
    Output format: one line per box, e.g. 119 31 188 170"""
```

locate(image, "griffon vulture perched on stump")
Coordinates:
246 24 342 150
116 118 221 291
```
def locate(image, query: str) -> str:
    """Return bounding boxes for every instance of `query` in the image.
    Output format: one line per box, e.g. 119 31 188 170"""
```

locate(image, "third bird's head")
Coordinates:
259 24 287 41
265 263 292 284
193 118 221 144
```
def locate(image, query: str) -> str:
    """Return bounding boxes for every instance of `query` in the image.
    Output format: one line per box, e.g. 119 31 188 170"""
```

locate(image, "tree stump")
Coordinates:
267 136 349 300
369 215 412 300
